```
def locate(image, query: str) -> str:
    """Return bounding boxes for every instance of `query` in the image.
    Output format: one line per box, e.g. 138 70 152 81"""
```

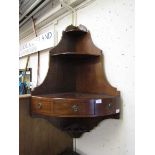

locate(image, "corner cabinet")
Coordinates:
31 25 120 138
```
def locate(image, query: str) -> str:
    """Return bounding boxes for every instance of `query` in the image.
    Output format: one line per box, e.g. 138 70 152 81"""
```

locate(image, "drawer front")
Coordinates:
31 98 52 115
53 99 94 116
95 98 116 116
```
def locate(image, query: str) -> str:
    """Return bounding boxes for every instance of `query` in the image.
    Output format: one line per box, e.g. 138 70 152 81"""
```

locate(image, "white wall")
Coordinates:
75 0 134 155
19 0 134 154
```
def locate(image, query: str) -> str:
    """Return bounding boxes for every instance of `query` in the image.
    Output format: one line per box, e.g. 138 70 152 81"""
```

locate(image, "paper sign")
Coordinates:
95 99 102 104
116 109 120 113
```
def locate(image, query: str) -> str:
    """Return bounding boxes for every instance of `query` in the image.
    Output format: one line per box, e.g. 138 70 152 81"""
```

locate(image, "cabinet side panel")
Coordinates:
76 56 119 96
19 97 73 155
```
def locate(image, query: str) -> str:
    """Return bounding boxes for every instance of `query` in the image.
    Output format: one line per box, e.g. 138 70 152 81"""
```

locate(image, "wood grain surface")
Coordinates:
19 97 73 155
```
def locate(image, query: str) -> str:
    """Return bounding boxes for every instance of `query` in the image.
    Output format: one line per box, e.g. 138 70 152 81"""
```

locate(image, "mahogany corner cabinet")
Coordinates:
31 25 120 138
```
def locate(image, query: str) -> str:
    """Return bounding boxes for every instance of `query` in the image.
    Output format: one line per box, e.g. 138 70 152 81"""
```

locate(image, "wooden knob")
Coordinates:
72 104 79 112
36 103 42 109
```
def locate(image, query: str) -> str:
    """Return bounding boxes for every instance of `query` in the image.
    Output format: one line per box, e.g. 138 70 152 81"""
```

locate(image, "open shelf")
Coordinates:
32 92 113 99
51 52 100 57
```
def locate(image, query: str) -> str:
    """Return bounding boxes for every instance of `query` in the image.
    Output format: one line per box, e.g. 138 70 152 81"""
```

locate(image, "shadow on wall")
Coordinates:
76 96 124 155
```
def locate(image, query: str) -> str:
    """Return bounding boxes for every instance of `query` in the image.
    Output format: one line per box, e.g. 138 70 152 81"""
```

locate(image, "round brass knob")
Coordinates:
108 103 112 108
72 104 79 112
36 102 42 109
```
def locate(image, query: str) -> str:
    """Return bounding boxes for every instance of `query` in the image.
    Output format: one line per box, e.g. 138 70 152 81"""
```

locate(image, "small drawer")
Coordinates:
53 99 94 116
31 97 52 115
95 98 116 116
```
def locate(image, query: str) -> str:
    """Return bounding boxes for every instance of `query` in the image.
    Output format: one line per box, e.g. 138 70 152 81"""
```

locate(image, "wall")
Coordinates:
19 0 134 154
76 0 134 155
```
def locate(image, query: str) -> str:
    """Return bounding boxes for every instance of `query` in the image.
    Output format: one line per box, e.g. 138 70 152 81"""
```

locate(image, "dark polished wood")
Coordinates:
20 97 72 155
31 25 120 137
31 93 118 117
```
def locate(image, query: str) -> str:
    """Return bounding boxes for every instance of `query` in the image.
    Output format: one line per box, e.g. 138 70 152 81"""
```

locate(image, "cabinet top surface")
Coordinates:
32 92 116 99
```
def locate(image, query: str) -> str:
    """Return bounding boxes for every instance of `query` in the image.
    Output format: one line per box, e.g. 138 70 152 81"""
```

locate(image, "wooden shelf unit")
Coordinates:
31 25 120 137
